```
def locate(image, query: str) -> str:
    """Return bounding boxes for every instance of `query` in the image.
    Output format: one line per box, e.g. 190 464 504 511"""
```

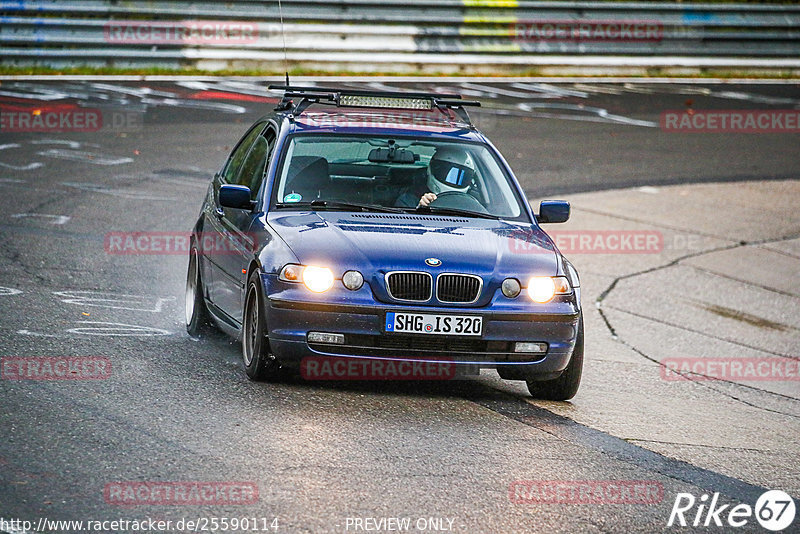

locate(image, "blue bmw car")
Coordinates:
186 85 583 399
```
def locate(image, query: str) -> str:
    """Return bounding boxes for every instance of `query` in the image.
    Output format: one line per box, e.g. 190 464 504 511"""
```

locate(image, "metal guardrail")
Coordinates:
1 1 799 71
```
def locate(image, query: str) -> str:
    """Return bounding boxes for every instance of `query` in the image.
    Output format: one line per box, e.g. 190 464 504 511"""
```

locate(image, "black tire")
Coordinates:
185 248 214 336
526 315 584 401
242 272 283 381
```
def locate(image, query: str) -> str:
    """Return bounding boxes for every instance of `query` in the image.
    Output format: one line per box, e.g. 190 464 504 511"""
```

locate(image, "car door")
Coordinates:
204 122 266 318
213 125 277 322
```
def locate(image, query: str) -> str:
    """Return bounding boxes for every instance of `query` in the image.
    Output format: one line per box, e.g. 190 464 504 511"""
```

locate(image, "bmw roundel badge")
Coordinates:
425 258 442 267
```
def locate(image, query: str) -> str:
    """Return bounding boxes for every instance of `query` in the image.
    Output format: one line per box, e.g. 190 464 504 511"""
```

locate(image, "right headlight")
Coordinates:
279 264 335 293
303 266 335 293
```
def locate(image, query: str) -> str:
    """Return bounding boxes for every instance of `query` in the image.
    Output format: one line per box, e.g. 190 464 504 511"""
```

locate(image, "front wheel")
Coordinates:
526 315 584 401
186 248 213 336
242 273 283 381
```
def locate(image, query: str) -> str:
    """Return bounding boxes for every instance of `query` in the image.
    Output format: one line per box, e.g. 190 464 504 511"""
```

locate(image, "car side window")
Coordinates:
220 123 265 184
235 127 277 201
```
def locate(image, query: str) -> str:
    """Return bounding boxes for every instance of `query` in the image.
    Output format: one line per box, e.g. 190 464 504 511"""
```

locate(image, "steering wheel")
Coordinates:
430 191 489 214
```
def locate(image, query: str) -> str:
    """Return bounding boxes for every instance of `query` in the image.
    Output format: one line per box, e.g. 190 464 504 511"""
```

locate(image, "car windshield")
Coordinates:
273 135 526 220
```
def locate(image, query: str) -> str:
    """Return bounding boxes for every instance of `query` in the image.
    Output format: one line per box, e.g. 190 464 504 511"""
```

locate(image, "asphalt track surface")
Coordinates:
0 80 798 533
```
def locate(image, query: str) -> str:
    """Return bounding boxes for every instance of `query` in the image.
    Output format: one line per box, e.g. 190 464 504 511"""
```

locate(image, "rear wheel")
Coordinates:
242 273 283 381
526 315 584 401
186 248 213 336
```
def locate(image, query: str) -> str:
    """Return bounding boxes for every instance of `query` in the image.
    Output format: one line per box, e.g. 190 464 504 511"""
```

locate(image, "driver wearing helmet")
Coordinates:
395 146 476 208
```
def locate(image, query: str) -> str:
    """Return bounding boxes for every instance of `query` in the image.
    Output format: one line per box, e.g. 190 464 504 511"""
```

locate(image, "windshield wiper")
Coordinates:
412 205 500 220
275 200 406 214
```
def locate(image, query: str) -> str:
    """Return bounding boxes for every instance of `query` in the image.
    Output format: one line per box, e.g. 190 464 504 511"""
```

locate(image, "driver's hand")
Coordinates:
417 193 437 208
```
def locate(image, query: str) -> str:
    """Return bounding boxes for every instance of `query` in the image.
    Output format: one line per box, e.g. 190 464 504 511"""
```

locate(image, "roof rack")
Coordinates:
267 85 481 128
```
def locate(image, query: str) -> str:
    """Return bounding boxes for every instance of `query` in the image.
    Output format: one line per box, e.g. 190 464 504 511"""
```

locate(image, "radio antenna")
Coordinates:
277 0 290 86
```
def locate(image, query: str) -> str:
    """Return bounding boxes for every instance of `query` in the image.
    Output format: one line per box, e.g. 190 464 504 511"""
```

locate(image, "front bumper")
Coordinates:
263 275 580 376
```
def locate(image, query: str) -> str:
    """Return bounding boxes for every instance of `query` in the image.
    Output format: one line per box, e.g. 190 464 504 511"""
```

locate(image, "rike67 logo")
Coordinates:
668 490 796 531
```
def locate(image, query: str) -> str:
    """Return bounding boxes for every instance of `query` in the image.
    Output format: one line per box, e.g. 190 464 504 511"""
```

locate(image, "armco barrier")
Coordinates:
1 1 799 71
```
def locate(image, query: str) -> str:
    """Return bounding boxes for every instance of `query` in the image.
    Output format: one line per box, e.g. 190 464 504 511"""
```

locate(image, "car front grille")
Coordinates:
307 334 545 363
436 274 482 303
386 272 432 302
376 335 489 353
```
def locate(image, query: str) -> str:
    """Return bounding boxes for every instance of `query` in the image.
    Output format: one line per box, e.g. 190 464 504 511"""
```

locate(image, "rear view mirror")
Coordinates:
219 184 254 210
368 147 417 164
537 200 570 223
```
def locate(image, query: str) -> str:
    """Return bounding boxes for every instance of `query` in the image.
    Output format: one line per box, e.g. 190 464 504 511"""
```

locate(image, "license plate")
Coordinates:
385 312 483 336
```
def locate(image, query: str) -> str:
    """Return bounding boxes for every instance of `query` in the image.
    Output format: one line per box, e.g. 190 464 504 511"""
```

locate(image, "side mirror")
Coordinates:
537 200 570 223
219 184 254 210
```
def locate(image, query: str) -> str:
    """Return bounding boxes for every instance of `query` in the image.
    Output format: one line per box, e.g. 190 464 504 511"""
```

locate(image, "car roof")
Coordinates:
281 107 485 141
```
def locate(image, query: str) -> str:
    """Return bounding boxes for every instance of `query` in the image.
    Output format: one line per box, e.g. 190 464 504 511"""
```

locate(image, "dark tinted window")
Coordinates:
220 122 265 184
236 128 276 200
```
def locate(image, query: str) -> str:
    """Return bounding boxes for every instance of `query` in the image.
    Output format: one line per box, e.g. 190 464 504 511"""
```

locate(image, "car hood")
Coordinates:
267 211 560 278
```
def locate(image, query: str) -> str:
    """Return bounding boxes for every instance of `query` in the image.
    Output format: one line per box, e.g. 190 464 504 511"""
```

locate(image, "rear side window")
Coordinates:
220 122 265 184
235 128 277 201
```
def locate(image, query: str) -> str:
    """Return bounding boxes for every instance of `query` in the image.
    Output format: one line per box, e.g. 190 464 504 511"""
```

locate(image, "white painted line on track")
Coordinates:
30 139 89 149
65 321 172 337
11 214 71 225
0 287 23 296
0 162 43 171
17 322 173 337
38 149 133 166
53 290 175 313
60 182 172 201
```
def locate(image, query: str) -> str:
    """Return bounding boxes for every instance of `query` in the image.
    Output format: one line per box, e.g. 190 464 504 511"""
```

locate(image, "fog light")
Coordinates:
342 270 364 291
501 278 521 298
514 342 548 353
308 332 345 345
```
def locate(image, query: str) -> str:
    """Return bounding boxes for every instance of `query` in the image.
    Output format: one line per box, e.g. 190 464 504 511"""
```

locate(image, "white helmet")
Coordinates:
427 146 475 195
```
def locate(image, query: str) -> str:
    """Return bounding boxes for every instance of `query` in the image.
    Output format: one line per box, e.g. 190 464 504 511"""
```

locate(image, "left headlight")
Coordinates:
279 264 335 293
527 276 571 303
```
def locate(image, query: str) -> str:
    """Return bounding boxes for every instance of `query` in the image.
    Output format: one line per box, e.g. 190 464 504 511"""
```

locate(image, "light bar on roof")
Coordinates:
338 94 433 110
